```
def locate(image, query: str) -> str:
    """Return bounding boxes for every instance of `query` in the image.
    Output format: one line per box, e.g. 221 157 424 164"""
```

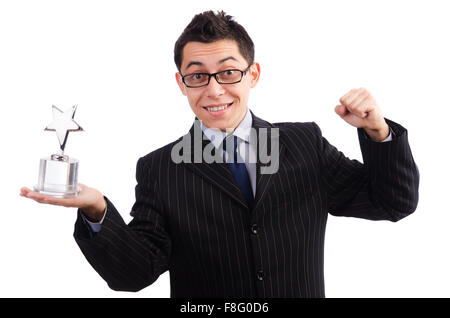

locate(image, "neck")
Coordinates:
220 108 248 132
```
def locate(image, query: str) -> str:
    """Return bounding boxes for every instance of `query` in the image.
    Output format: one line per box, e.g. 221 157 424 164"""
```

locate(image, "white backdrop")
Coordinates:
1 0 448 297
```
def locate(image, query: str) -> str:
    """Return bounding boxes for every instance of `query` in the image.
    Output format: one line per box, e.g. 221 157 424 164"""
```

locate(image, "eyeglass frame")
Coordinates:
180 64 252 88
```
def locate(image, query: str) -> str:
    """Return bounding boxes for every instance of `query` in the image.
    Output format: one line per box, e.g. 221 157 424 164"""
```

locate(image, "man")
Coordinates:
20 10 419 297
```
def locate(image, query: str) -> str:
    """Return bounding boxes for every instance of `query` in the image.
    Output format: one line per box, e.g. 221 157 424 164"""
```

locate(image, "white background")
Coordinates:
0 0 448 297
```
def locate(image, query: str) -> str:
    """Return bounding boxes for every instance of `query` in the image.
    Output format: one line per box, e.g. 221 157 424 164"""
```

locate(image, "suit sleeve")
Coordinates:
73 157 171 292
316 118 419 221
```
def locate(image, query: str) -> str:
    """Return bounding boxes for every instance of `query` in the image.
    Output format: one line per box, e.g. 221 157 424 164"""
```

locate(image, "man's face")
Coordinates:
176 39 260 131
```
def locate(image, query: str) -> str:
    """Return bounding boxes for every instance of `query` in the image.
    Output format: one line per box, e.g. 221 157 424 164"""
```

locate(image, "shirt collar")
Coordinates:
200 107 253 149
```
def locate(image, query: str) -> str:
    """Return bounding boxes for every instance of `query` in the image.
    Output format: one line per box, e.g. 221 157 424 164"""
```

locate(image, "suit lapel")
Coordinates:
182 120 249 209
181 112 285 211
252 112 285 211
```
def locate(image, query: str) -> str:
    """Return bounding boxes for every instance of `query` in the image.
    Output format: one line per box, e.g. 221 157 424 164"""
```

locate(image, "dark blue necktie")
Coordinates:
223 135 255 209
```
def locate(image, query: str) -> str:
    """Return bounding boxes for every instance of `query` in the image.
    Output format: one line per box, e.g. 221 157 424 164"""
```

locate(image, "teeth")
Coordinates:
205 103 231 112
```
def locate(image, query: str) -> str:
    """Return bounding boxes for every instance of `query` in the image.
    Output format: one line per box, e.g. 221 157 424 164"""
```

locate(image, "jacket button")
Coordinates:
257 270 264 281
251 224 258 235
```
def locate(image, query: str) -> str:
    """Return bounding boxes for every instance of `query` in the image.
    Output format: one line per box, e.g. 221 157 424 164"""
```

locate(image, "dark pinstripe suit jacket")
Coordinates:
74 112 419 297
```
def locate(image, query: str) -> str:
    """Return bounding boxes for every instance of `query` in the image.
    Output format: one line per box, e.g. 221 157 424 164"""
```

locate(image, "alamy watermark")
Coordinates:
171 120 279 174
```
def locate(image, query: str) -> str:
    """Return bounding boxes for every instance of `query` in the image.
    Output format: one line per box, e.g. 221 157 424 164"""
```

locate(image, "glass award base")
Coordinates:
34 154 81 197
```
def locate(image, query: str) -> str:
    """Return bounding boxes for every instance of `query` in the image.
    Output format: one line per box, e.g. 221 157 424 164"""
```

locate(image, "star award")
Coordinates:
34 105 83 197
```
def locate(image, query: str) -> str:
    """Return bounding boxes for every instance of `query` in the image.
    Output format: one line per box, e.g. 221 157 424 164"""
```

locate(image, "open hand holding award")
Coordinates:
34 105 83 197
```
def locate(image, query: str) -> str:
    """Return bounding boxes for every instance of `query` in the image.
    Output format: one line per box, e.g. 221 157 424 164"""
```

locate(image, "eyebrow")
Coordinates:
185 56 239 71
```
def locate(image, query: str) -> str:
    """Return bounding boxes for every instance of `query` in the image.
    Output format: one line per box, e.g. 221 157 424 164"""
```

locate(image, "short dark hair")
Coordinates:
174 10 255 72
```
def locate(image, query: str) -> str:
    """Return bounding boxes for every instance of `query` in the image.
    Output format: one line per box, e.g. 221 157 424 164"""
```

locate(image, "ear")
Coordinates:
249 62 261 88
175 72 187 96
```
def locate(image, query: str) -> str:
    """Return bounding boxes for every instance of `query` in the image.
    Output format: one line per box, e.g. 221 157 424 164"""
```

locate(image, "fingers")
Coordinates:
334 105 348 116
335 105 365 128
339 87 374 118
20 186 79 207
20 187 32 197
339 88 361 106
20 187 38 199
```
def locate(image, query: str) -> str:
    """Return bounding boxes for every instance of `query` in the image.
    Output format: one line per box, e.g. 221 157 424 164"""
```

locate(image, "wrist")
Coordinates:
364 122 390 142
81 198 106 222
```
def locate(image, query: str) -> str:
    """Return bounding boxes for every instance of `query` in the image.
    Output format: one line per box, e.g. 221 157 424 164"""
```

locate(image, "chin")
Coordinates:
206 119 230 130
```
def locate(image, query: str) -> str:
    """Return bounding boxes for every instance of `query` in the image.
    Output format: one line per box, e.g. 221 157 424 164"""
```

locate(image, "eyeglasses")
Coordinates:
180 65 251 88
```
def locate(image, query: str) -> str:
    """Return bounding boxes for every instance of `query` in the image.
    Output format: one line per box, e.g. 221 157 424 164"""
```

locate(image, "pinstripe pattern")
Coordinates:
74 113 419 297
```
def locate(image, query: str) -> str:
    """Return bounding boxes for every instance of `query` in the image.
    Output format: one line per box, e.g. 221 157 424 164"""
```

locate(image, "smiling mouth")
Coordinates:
203 102 233 113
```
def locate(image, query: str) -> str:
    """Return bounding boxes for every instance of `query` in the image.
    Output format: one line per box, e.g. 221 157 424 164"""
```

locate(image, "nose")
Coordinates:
205 76 225 97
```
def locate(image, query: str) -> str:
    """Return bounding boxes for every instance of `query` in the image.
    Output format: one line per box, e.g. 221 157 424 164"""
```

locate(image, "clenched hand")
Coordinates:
335 87 390 142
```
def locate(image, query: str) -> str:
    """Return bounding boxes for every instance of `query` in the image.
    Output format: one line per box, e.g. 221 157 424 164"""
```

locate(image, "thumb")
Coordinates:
335 105 348 117
334 104 364 128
